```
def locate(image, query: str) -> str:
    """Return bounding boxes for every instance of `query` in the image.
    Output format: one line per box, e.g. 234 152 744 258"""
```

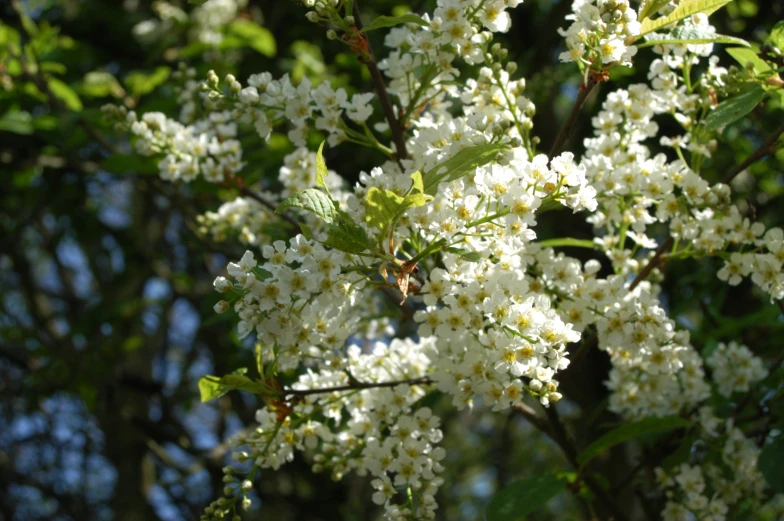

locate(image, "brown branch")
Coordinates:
284 376 432 397
352 1 409 162
629 237 673 291
549 75 598 158
514 403 630 521
722 122 784 184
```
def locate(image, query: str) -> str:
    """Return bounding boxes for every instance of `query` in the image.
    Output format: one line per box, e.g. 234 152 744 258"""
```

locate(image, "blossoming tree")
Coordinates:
3 0 784 520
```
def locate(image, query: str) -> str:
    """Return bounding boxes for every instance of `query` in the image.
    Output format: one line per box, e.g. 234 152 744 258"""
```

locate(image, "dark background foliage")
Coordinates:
1 1 782 520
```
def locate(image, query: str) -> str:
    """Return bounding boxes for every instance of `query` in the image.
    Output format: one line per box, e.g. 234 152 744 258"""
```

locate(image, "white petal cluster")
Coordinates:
104 105 244 183
217 338 443 521
198 195 274 246
132 0 246 47
128 0 784 518
228 72 372 148
656 409 768 521
530 251 710 418
706 341 768 398
558 0 640 66
214 244 371 372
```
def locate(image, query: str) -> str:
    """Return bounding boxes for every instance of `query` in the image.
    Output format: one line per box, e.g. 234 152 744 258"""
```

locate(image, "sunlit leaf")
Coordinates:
227 19 276 57
360 14 428 32
637 0 732 38
704 85 767 131
47 78 83 111
276 188 338 223
639 27 750 48
422 142 509 195
124 66 171 97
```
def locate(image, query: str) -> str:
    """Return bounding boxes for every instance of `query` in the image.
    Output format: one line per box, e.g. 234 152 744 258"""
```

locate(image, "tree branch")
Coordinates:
514 402 630 521
236 184 303 235
352 1 409 162
549 75 598 158
722 122 784 184
284 376 432 397
629 237 673 291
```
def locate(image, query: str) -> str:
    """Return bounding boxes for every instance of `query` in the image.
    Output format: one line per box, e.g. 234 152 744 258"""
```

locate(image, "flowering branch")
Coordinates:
549 75 598 158
351 1 409 162
629 237 674 291
283 376 432 397
722 122 784 184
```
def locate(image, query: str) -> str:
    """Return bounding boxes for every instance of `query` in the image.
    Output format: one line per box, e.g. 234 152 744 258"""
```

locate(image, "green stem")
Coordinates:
538 238 598 249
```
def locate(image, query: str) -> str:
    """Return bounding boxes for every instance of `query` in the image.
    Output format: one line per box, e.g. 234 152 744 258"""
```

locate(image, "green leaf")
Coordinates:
422 142 509 195
0 110 34 134
726 47 773 75
365 171 433 241
323 212 371 254
486 472 567 521
255 344 263 378
578 417 692 466
316 140 329 193
360 14 428 32
704 84 767 131
198 368 263 402
80 71 125 98
637 0 732 38
276 188 339 224
102 153 159 175
40 61 66 74
226 19 276 57
639 27 750 48
769 21 784 50
445 247 482 262
759 437 784 493
124 66 171 97
47 78 83 111
365 187 405 233
638 0 674 21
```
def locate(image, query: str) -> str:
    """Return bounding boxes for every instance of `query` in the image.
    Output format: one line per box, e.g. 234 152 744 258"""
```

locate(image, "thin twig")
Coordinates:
236 184 302 235
629 237 673 291
723 122 784 184
284 376 432 397
549 76 598 158
352 1 409 162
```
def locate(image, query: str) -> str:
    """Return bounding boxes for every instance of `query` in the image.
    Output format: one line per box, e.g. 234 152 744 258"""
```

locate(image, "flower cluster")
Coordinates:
532 252 710 418
202 338 441 521
655 409 769 521
213 244 370 372
559 0 640 67
706 341 768 398
213 71 376 148
133 0 247 47
197 196 274 246
115 0 784 518
103 104 244 183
